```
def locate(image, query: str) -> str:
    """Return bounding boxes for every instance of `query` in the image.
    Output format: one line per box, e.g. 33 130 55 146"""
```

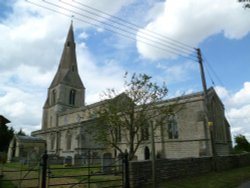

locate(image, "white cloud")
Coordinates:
230 82 250 107
215 82 250 142
79 32 88 39
214 86 229 99
156 61 198 84
0 0 133 134
76 45 125 104
137 0 250 60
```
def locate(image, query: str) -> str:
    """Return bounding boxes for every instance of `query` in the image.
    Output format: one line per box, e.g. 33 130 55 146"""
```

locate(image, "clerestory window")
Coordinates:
66 132 72 150
141 125 149 141
167 114 178 139
115 126 122 142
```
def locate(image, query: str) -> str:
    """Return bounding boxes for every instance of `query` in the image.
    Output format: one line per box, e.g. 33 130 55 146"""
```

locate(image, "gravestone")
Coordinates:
64 156 72 167
102 153 113 174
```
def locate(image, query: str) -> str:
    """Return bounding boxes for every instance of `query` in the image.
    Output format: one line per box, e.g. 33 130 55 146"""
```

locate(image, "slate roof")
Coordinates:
15 135 46 143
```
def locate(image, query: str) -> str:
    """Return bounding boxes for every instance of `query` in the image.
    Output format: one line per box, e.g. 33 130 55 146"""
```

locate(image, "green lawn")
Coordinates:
0 180 16 188
1 163 122 188
153 166 250 188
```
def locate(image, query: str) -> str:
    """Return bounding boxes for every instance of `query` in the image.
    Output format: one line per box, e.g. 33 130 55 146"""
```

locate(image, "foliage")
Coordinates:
0 124 14 152
89 73 175 160
238 0 250 8
17 128 26 136
234 134 250 153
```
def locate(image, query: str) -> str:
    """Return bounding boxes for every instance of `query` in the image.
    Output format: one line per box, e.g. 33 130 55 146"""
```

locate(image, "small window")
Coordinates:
67 41 70 47
144 146 150 160
141 125 149 141
66 132 72 150
69 89 76 105
115 126 122 142
52 90 56 105
50 135 55 150
167 114 178 139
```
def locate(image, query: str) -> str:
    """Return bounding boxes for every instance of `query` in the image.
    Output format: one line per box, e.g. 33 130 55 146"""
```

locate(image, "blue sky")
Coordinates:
0 0 250 141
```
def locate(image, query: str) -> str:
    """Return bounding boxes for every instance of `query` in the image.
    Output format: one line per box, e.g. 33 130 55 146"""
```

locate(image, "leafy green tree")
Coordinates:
234 134 250 153
0 124 14 152
238 0 250 8
17 128 26 136
89 73 175 160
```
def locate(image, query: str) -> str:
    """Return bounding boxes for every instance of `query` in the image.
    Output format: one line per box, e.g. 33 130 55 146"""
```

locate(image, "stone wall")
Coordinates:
129 153 250 188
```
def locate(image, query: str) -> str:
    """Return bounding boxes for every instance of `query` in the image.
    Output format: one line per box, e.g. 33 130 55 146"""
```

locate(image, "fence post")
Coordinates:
41 150 48 188
123 150 129 188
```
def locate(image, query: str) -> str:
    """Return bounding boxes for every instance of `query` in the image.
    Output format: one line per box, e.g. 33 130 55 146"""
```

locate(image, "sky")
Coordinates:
0 0 250 142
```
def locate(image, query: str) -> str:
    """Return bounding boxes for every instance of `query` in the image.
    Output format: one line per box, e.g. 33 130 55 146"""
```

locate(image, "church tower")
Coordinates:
42 23 85 130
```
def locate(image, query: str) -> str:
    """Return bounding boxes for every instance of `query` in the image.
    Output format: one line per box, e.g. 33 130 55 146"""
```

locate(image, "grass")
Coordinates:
48 164 122 187
153 166 250 188
1 162 122 187
0 180 16 188
4 163 249 188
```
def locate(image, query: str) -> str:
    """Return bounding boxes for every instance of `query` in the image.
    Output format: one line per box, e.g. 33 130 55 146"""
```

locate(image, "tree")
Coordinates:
238 0 250 9
234 134 250 153
17 128 26 136
89 73 175 160
0 124 14 152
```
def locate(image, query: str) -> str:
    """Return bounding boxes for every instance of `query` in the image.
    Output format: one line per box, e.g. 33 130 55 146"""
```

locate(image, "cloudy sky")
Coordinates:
0 0 250 141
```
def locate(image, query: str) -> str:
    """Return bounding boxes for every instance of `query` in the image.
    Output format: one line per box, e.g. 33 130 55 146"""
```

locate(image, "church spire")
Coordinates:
42 23 85 130
49 23 83 88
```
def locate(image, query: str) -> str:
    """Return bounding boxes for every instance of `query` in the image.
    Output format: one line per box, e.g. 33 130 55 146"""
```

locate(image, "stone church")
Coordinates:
32 24 232 161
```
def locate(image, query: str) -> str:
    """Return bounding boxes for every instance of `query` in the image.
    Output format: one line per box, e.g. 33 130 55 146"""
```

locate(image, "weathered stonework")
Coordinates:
129 153 250 187
32 24 232 163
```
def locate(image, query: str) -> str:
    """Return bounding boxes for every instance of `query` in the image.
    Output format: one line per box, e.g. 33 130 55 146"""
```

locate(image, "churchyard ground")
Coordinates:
0 162 122 188
1 163 250 188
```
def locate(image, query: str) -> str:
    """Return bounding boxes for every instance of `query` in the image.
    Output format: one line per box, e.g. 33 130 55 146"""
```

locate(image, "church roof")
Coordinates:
15 135 46 143
49 23 84 89
0 115 10 126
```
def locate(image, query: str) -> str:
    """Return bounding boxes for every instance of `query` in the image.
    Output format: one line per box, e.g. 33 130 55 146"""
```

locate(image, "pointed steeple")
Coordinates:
42 23 85 130
49 23 84 88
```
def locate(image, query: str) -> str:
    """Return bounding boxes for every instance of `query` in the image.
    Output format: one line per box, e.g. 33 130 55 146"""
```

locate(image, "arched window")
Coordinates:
52 89 56 105
50 134 55 150
66 132 72 151
141 125 149 141
69 89 76 105
144 146 150 160
115 126 122 142
167 114 178 139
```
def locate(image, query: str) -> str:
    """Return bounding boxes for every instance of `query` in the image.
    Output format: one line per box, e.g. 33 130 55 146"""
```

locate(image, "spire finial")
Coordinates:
71 15 74 25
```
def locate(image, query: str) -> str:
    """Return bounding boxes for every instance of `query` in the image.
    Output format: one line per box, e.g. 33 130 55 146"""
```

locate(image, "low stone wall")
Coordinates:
129 153 250 187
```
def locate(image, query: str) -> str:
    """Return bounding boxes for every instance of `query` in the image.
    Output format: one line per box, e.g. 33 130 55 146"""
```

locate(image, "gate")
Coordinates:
0 159 40 188
0 151 129 188
46 153 125 188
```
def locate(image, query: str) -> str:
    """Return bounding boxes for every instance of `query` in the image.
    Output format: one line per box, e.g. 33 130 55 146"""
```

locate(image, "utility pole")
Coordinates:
150 122 156 188
197 48 216 157
197 48 207 98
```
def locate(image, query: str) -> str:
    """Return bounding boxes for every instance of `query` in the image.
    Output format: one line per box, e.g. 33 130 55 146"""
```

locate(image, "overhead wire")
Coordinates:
26 0 198 62
202 55 225 87
60 0 196 57
60 0 197 57
45 0 198 61
71 0 195 52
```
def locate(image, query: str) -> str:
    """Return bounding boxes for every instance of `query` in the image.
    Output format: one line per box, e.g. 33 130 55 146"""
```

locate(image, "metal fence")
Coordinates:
0 151 130 188
0 159 41 188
